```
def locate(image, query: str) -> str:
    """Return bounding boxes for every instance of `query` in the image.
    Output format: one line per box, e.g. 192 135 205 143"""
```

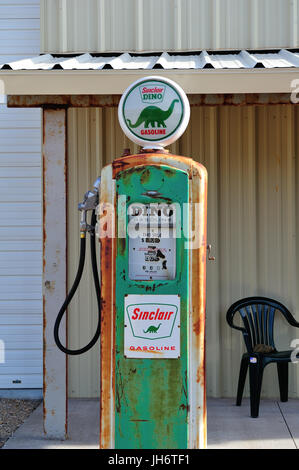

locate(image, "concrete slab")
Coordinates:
3 399 99 449
2 397 298 449
207 398 296 449
278 401 299 448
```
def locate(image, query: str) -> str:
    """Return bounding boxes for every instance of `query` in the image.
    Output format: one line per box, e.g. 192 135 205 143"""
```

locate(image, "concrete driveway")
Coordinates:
2 398 299 449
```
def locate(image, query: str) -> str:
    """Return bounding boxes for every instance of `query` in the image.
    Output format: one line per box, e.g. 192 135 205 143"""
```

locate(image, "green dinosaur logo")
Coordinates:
126 99 179 129
143 323 162 334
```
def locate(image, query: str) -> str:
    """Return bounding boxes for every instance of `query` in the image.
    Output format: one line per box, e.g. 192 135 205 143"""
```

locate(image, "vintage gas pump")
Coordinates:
54 76 208 449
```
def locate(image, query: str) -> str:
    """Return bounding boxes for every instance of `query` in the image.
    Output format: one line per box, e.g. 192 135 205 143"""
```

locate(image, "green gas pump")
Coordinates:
98 77 208 449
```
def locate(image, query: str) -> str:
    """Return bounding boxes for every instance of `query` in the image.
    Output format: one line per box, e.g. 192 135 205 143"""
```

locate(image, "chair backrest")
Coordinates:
226 296 295 354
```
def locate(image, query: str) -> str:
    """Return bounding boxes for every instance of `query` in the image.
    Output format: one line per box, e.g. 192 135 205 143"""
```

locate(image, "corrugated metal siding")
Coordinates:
67 103 299 399
0 107 42 389
0 0 42 389
41 0 299 53
0 0 40 63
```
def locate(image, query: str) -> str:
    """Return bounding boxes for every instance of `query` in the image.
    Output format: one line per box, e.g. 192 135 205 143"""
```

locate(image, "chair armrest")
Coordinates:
286 315 299 328
226 311 247 333
281 307 299 328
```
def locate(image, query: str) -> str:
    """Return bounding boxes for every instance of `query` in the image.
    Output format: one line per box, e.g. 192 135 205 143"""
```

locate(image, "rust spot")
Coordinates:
139 147 169 154
145 193 172 202
112 153 194 179
122 148 131 156
164 168 176 177
196 361 205 387
118 237 126 257
179 404 190 412
7 93 293 109
130 419 149 422
193 319 200 336
115 386 121 414
44 280 56 291
140 168 151 185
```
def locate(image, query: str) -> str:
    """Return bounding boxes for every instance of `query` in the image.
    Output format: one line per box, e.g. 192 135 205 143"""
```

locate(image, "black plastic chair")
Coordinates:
226 296 299 418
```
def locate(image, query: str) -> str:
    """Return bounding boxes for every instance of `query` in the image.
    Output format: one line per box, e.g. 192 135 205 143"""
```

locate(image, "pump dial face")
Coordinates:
128 203 177 281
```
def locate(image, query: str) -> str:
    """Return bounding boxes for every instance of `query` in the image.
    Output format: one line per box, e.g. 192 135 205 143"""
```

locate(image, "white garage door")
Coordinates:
0 1 42 388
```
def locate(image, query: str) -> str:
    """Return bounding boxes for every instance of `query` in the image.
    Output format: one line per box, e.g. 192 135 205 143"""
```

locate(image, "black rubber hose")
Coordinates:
87 210 102 347
54 210 101 355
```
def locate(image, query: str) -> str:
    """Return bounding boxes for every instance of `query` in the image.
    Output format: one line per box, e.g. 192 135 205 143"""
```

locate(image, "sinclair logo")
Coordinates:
124 294 180 359
126 303 178 341
139 85 165 104
118 76 190 148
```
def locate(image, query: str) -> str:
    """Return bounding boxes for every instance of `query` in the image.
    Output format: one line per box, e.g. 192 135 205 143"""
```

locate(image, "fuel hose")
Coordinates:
54 210 101 355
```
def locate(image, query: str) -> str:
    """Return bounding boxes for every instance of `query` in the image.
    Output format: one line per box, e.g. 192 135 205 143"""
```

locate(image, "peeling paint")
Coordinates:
43 108 67 440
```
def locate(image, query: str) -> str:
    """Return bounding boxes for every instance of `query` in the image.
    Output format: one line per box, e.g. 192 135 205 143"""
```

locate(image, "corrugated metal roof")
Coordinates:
1 49 299 71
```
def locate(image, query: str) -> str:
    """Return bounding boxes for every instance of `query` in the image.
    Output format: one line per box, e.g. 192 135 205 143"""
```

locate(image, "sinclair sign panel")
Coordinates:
124 294 180 359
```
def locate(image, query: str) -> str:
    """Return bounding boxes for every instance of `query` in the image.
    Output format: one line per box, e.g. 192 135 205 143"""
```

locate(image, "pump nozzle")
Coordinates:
93 176 101 191
78 177 101 212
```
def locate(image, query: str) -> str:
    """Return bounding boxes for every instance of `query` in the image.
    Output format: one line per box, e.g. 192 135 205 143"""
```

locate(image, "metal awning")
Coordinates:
2 50 299 70
0 49 298 95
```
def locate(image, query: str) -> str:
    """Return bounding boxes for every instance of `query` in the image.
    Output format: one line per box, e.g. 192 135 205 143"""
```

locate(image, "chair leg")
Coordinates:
236 356 248 406
277 362 288 402
249 359 264 418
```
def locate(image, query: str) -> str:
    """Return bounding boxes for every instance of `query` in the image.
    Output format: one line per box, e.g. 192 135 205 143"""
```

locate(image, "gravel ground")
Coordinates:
0 399 41 448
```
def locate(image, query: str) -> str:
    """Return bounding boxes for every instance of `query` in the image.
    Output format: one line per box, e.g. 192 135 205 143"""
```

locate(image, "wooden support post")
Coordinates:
42 108 67 439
